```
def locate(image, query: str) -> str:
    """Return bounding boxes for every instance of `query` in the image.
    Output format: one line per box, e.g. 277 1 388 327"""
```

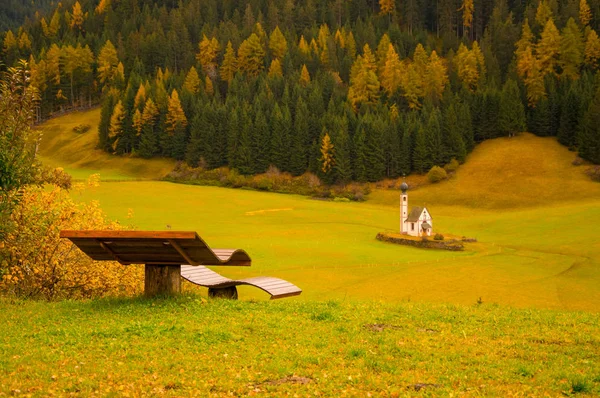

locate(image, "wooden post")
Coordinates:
144 264 181 297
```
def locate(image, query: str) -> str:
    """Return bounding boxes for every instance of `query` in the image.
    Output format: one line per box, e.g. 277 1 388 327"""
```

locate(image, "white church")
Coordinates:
399 181 433 237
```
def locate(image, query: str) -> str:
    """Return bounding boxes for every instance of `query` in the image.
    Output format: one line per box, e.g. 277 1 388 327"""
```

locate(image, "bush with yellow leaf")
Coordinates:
0 175 143 300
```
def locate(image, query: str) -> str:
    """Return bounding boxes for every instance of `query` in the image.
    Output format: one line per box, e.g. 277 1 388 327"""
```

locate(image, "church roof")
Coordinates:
405 207 423 222
422 222 432 229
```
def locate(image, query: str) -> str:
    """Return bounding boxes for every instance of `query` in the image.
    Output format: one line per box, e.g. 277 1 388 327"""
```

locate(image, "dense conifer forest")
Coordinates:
2 0 600 183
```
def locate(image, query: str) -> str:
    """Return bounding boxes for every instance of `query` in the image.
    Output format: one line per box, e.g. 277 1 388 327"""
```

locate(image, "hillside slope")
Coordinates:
372 133 600 209
36 109 176 180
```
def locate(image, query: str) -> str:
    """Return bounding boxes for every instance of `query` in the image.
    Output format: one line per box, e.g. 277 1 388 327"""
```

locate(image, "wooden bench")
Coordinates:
60 231 302 299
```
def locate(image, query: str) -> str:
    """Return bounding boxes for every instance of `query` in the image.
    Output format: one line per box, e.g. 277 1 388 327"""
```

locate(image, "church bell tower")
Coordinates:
400 181 408 234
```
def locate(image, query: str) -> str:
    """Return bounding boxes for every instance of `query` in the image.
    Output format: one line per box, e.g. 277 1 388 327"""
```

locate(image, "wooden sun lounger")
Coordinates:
181 263 302 299
60 230 302 299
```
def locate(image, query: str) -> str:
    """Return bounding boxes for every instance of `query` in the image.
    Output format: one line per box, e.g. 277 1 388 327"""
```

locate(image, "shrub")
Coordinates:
444 158 460 173
72 124 91 134
572 157 585 166
0 175 143 300
585 166 600 182
427 166 448 183
434 233 444 241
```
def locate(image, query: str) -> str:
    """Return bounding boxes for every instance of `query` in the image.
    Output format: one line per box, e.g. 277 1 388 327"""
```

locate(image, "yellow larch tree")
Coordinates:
97 40 120 88
95 0 111 15
471 41 486 81
132 109 143 136
204 77 214 96
220 41 238 83
536 1 553 28
376 34 392 76
109 100 124 150
537 18 561 76
580 0 592 26
48 10 60 38
334 29 345 48
348 56 380 109
46 44 62 85
299 64 311 86
317 24 331 50
454 43 480 91
183 66 202 94
3 31 17 52
269 26 288 59
141 98 159 126
320 133 335 173
461 0 474 37
166 89 187 136
425 50 448 101
516 19 534 62
237 33 265 77
268 59 283 78
412 43 429 79
298 35 310 56
70 1 86 32
346 31 357 59
18 32 31 51
401 63 424 109
29 55 47 94
362 44 377 73
197 35 220 77
380 44 403 95
584 29 600 67
134 83 146 109
379 0 395 16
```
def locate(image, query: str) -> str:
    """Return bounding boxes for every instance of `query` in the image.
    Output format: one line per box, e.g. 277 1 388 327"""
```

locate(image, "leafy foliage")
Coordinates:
0 176 143 300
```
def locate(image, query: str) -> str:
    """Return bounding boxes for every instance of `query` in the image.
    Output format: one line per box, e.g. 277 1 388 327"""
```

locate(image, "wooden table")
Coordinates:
60 230 251 297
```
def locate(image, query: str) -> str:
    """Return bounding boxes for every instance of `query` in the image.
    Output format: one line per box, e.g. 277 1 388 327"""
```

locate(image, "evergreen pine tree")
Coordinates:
412 124 428 173
252 109 270 173
578 87 600 163
352 124 367 182
290 97 309 176
499 79 526 137
425 109 443 166
364 116 386 182
236 107 255 175
558 87 582 148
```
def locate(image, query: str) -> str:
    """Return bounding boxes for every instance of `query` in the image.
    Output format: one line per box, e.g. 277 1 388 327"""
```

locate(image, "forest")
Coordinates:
2 0 600 183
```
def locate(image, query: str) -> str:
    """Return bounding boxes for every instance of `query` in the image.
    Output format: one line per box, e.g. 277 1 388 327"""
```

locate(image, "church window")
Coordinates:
403 197 406 201
411 223 415 231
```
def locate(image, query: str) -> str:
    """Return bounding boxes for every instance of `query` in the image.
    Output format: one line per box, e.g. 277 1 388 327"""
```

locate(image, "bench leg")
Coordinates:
145 264 181 297
208 286 238 299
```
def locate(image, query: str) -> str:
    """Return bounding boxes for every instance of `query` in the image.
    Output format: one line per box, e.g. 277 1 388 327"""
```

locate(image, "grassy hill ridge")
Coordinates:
36 109 176 181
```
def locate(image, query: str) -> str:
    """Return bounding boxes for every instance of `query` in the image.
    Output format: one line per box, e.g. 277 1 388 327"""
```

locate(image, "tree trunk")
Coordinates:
144 264 181 297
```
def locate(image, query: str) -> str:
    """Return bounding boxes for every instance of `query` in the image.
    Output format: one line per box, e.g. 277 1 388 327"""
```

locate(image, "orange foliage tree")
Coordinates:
0 175 143 300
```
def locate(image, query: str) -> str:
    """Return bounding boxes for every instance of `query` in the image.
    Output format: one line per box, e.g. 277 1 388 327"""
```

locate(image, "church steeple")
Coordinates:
400 178 408 234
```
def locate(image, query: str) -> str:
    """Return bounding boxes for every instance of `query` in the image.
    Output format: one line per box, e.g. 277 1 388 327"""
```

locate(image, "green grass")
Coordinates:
5 110 600 395
33 111 600 311
1 297 599 396
76 180 600 311
35 109 176 180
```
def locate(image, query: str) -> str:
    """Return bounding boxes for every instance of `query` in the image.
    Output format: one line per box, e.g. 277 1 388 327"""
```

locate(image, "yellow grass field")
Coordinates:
36 109 175 180
36 110 600 311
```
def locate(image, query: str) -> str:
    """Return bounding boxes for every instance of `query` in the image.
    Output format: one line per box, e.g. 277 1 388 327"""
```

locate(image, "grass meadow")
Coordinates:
36 109 175 180
2 297 599 396
2 110 598 395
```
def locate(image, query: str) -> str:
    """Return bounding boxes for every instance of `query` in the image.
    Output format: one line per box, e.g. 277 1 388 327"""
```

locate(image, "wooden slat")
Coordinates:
181 265 301 299
62 230 251 266
168 239 197 265
60 230 199 240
